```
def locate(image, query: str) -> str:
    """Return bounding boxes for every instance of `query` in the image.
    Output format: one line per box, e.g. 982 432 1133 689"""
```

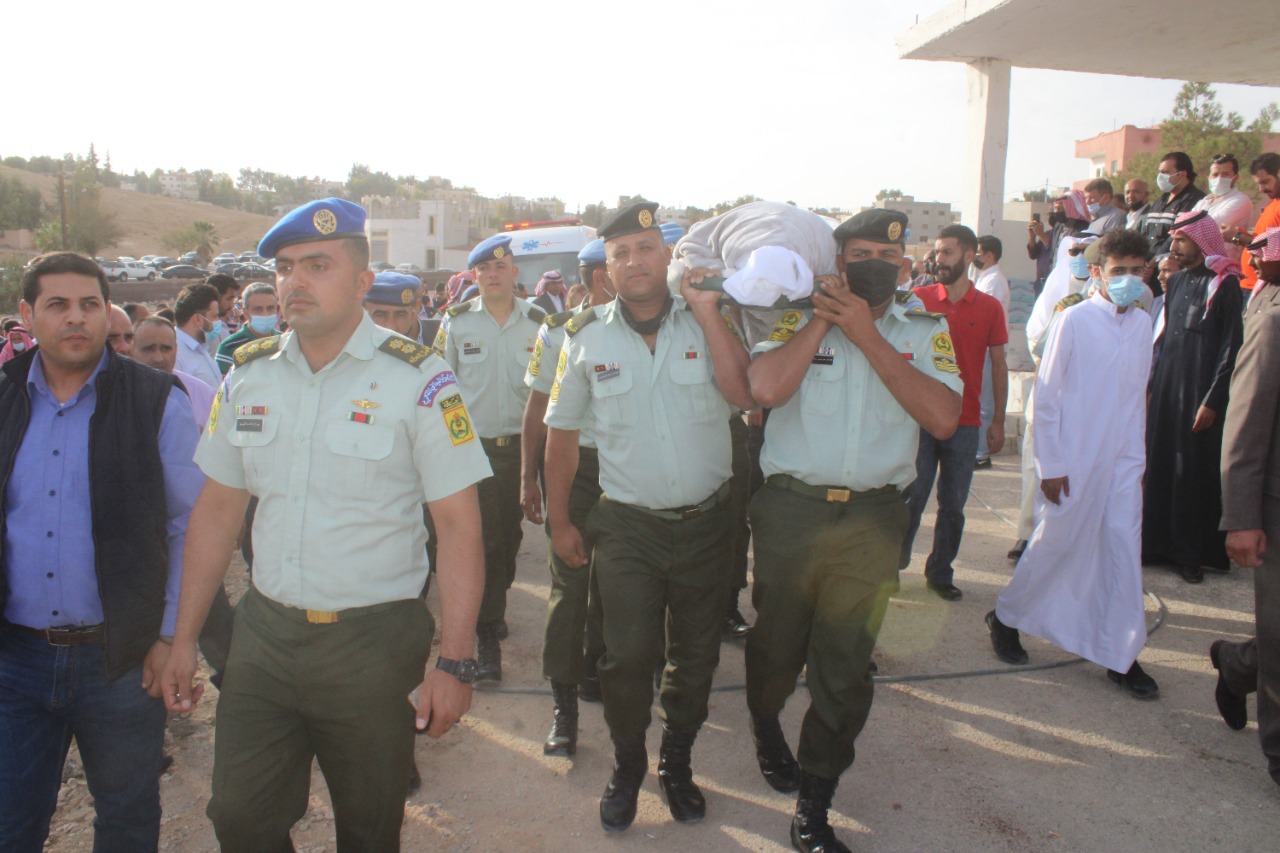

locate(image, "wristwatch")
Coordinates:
436 657 480 683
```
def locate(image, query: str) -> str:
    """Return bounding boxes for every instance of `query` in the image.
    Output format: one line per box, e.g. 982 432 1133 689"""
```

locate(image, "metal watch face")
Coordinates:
439 657 479 683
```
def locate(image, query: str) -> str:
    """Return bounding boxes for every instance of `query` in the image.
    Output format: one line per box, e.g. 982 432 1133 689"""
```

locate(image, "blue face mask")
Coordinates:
1086 202 1101 216
209 319 227 339
1069 253 1090 279
1106 274 1146 308
248 314 277 335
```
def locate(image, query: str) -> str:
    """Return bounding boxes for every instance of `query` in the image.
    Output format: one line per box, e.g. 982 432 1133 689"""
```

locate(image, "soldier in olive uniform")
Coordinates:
745 209 962 853
158 198 491 850
520 238 615 756
433 234 545 682
544 202 755 833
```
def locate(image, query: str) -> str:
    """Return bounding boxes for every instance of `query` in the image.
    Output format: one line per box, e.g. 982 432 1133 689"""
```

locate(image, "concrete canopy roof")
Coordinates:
898 0 1280 87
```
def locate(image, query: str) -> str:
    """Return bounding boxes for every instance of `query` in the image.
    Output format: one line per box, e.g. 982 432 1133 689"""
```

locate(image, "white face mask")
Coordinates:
1209 176 1234 196
11 341 26 353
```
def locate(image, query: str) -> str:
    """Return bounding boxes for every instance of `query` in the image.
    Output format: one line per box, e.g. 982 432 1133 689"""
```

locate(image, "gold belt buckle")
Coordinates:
306 610 339 624
826 488 852 503
495 436 512 447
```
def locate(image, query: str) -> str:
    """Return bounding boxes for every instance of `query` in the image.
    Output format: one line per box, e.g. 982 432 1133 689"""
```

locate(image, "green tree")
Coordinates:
712 194 760 215
1020 188 1051 202
1113 82 1278 205
33 179 121 256
345 164 398 200
0 175 44 229
875 188 905 201
190 221 220 263
0 256 26 314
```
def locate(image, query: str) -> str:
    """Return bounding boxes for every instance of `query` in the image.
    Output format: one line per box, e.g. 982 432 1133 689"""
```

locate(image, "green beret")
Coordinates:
599 202 661 242
833 209 909 246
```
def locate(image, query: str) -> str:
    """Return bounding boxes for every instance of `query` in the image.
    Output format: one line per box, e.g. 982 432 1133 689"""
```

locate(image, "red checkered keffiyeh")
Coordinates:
1250 226 1280 262
1171 210 1230 261
1057 189 1089 223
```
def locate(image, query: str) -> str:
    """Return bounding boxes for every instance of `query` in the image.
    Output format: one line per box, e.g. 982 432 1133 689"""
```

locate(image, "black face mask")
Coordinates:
842 259 901 306
1128 198 1147 212
1048 211 1066 227
973 258 986 270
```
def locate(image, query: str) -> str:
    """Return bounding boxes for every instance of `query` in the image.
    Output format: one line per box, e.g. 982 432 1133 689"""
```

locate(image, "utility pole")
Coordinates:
58 168 68 250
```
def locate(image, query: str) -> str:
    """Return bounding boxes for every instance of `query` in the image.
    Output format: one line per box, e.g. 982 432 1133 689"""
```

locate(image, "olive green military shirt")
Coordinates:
753 302 964 491
526 305 597 450
433 296 543 439
195 312 492 611
544 297 734 509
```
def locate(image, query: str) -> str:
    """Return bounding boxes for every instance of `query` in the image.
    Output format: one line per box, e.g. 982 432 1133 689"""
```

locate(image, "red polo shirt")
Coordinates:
912 281 1008 427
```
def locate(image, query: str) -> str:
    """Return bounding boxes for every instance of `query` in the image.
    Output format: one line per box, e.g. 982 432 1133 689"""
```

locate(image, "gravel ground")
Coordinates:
45 451 1280 851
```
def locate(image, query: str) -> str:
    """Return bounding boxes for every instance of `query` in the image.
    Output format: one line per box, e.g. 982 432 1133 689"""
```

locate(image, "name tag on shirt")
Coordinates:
236 418 263 432
593 363 621 382
463 342 482 355
812 346 835 366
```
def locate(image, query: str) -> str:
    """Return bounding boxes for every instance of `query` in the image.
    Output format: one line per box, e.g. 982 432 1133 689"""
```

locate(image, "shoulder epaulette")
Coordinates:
446 300 474 318
894 291 916 306
1054 292 1086 313
564 308 599 337
377 335 434 368
526 304 547 324
232 335 281 366
904 308 947 320
543 309 575 330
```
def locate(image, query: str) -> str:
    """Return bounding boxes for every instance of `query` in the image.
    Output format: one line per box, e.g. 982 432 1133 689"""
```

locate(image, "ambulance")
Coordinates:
502 219 597 290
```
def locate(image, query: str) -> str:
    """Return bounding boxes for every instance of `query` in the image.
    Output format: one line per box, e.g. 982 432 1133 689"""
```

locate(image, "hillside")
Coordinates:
0 165 279 258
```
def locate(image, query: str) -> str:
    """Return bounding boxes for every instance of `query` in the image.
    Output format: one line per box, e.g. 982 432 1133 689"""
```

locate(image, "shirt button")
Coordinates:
46 531 53 538
51 610 59 616
51 450 59 456
46 572 53 579
48 490 55 496
56 411 64 417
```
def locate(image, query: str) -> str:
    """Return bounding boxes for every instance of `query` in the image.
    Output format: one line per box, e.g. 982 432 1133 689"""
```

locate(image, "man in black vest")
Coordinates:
0 252 204 851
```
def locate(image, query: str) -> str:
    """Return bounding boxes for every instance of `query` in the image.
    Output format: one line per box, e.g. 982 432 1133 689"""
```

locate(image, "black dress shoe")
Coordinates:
1178 564 1205 584
723 608 751 640
973 456 993 470
1007 540 1027 561
926 580 963 601
985 610 1029 665
1209 640 1248 730
1107 662 1159 700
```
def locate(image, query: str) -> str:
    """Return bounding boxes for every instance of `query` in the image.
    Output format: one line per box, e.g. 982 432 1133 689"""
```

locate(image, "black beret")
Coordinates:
599 202 661 242
833 209 909 246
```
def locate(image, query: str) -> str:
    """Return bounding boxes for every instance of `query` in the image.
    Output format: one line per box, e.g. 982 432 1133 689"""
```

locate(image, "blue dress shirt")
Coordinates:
3 350 204 635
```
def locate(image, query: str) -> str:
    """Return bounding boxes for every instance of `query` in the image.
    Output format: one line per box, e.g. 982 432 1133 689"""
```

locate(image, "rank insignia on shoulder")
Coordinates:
932 354 960 374
379 336 432 367
233 335 281 366
768 310 803 343
528 332 546 377
208 389 222 435
905 308 946 320
526 304 547 323
565 309 598 336
931 332 955 357
543 310 575 329
1054 292 1085 313
446 302 472 318
431 325 448 356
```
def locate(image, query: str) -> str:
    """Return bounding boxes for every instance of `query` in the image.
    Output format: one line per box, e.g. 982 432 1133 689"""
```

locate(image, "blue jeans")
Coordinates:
0 629 166 853
977 357 994 459
900 425 981 584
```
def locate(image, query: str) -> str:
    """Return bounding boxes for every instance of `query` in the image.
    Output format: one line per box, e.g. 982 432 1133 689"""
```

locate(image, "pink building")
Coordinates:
1073 125 1280 189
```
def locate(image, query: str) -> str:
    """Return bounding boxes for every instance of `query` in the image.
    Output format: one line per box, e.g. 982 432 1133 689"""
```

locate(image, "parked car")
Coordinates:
213 253 238 266
121 261 157 281
395 263 423 275
117 256 137 264
369 262 394 273
238 252 264 264
150 257 178 269
100 260 130 282
160 265 208 280
179 252 201 265
233 264 274 281
216 263 246 276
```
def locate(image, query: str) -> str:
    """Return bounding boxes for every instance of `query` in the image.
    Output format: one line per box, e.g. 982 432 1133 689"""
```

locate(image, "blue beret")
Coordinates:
599 202 661 242
468 234 514 268
258 198 367 259
660 222 685 245
578 238 606 266
366 272 420 306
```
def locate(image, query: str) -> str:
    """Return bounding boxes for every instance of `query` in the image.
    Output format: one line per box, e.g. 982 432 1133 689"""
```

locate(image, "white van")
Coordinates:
503 221 597 290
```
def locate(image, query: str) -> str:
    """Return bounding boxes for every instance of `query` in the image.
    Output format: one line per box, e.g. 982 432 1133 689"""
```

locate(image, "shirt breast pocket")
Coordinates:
227 415 281 490
799 357 846 416
590 369 635 429
669 358 718 419
322 422 396 497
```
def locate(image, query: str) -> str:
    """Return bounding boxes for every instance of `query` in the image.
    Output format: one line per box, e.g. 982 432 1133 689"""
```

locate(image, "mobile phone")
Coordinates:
1032 213 1041 223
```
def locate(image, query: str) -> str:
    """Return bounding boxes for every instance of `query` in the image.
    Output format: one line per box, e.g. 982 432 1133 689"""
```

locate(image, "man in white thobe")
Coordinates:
987 229 1161 700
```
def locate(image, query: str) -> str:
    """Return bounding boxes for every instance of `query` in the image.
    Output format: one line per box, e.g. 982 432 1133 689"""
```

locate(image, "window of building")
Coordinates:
428 216 437 236
425 249 437 270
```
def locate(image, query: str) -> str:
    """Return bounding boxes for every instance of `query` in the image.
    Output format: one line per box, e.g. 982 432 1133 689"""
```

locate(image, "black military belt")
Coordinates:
604 480 732 521
767 474 897 503
482 435 518 449
10 623 105 646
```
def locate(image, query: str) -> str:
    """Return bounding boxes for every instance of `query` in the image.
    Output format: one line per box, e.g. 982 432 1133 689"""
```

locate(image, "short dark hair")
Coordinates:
135 315 175 335
938 224 978 254
156 307 175 323
1211 153 1240 175
205 273 240 296
1095 229 1150 267
2 317 21 333
977 235 1002 262
344 236 370 270
1251 153 1280 177
1161 151 1197 184
174 283 220 327
1084 178 1115 197
121 302 144 322
22 251 109 306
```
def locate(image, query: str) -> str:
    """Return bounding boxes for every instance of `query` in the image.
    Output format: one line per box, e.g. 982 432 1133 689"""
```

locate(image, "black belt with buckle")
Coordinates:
10 623 105 646
604 481 732 521
767 474 878 503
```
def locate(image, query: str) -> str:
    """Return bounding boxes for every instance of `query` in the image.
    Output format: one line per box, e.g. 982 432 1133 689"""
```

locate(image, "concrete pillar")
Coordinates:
962 59 1011 236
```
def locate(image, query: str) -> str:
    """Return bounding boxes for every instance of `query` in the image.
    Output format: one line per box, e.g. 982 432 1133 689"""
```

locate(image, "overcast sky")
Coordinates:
5 0 1278 216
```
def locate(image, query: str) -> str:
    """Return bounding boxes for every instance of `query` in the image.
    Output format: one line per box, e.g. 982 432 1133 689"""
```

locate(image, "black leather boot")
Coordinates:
543 682 579 756
657 725 706 823
475 620 502 683
579 671 603 703
600 732 648 833
750 713 800 793
791 771 850 853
